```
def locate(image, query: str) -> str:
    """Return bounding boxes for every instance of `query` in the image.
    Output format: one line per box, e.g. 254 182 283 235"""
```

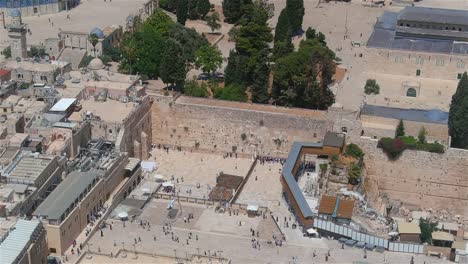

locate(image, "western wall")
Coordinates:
151 95 334 157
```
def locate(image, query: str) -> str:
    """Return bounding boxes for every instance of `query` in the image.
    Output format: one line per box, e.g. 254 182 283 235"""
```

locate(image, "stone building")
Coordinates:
6 9 27 60
0 219 48 264
33 148 142 255
5 59 71 84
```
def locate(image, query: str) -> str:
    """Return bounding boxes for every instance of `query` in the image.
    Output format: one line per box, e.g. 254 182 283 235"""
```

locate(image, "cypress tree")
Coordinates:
197 0 211 18
286 0 304 34
177 0 188 25
187 0 199 19
274 8 291 43
449 72 468 148
160 39 187 88
222 0 241 23
225 50 248 86
251 50 270 103
395 119 405 138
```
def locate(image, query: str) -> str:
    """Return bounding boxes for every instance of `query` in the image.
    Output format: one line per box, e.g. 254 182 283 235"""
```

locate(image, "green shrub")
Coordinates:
184 79 208 98
348 163 361 185
364 79 380 95
399 135 417 146
378 137 406 160
345 143 364 158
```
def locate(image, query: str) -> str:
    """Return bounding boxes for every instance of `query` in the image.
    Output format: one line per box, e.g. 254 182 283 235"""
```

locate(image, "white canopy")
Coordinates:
162 181 174 187
118 212 128 219
141 161 157 172
154 174 165 181
247 205 259 211
388 231 399 236
306 228 318 235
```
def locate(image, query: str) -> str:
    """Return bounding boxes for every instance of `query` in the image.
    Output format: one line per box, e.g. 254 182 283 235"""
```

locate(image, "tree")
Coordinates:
160 39 187 88
418 127 427 144
214 84 247 101
184 78 209 97
317 32 326 45
187 0 199 19
159 0 178 12
305 27 316 39
272 40 294 60
449 72 468 149
348 163 361 185
222 0 243 23
2 46 11 59
197 0 211 18
286 0 304 34
364 79 380 95
195 45 223 75
274 8 291 43
206 11 221 33
177 0 188 25
88 33 99 57
345 143 364 159
419 218 438 244
250 49 270 103
224 51 249 86
395 119 405 138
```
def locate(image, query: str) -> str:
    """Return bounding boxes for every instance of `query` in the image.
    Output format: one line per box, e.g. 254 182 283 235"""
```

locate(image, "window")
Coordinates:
17 74 23 79
416 69 421 76
457 61 465 68
40 76 47 82
108 129 112 134
50 248 57 253
458 73 463 79
435 59 445 66
406 88 417 97
33 7 37 13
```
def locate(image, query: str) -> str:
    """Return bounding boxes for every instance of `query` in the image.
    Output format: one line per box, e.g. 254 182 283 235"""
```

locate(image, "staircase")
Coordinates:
57 48 87 70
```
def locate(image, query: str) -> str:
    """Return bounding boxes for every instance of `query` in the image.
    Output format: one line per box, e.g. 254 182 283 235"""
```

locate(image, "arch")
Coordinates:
407 88 417 97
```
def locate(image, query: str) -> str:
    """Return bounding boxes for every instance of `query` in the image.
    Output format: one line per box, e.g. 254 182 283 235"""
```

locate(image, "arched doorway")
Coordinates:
407 88 417 97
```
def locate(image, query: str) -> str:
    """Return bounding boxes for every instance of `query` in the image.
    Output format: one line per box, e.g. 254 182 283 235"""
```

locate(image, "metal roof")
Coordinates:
282 142 323 219
432 231 454 242
33 170 101 221
323 132 345 148
49 98 76 112
361 105 448 124
125 158 140 171
0 219 41 264
397 7 468 26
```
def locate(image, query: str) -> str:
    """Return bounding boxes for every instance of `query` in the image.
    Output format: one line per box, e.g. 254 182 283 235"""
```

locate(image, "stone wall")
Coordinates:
151 96 333 157
357 137 468 223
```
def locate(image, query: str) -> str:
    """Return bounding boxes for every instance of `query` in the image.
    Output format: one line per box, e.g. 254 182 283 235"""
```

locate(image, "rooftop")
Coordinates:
398 222 421 234
361 104 449 125
68 97 136 123
8 156 55 185
33 170 101 221
5 60 68 73
397 7 468 26
432 231 454 242
49 98 76 112
318 195 354 219
323 132 345 148
0 219 41 264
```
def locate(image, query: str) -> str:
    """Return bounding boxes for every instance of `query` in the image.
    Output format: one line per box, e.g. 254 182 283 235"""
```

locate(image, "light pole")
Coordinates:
173 249 177 261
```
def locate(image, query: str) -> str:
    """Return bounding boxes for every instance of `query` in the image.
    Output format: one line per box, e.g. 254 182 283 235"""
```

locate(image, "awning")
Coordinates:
125 158 140 171
247 205 259 211
141 161 157 172
118 212 128 220
162 181 174 187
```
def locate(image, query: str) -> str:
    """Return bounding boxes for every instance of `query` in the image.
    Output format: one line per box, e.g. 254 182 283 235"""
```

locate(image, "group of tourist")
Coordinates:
257 155 286 165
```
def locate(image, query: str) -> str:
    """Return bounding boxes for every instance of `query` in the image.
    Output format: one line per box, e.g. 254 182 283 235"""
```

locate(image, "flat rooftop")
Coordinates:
397 6 468 26
8 156 55 184
361 104 449 124
33 170 101 221
68 98 135 123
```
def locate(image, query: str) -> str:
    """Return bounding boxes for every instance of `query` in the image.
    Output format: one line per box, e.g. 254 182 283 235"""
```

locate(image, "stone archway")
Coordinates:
406 87 417 97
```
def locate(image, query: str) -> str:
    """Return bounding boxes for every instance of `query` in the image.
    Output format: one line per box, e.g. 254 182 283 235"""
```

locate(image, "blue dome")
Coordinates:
89 27 104 38
9 9 21 17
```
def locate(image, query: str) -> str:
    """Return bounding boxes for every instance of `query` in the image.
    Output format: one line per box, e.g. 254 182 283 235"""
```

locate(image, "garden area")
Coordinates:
328 143 365 187
377 120 445 160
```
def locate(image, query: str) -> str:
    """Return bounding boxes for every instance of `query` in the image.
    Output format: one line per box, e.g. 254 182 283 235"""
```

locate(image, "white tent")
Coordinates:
247 205 259 211
154 174 165 182
141 161 157 172
306 228 318 235
162 181 174 188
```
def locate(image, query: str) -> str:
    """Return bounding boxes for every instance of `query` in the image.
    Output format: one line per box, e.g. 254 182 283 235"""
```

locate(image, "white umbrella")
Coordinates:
118 212 128 220
388 231 399 236
142 188 151 194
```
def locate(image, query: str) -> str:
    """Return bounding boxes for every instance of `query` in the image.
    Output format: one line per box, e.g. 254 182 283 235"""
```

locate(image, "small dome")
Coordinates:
89 27 104 39
9 9 21 17
88 58 104 70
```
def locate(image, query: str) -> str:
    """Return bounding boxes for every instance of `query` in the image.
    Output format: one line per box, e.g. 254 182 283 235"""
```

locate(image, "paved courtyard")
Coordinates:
81 199 450 264
151 148 253 199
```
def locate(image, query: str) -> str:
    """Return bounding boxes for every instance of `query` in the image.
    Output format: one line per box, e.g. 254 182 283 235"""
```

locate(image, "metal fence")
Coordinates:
313 219 424 254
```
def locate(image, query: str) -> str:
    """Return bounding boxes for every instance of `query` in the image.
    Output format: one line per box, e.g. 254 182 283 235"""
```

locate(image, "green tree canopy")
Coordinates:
449 72 468 149
286 0 304 34
364 79 380 95
214 84 247 102
197 0 211 18
250 49 270 103
222 0 250 24
418 127 427 144
419 218 438 244
274 8 291 43
195 44 223 75
272 38 336 110
395 119 405 138
160 39 187 88
177 0 188 25
206 11 221 33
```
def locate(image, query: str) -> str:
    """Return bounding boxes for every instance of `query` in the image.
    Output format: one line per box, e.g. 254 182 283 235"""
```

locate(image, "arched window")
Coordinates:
407 88 417 97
